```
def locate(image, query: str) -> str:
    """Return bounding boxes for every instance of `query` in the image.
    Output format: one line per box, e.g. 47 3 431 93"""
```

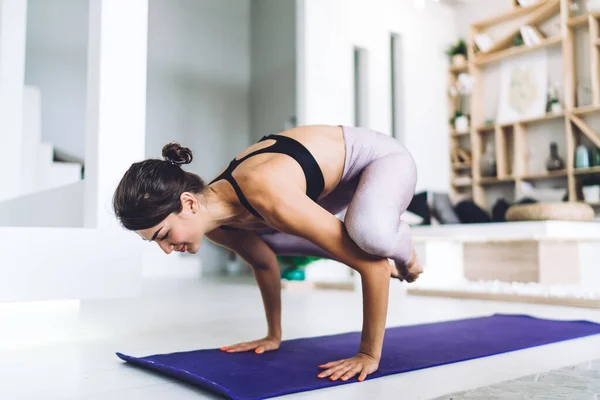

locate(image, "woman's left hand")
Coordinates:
317 352 380 382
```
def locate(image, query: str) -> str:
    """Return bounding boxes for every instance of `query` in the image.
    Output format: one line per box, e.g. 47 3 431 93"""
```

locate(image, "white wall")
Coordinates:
250 0 296 142
25 0 252 273
26 0 253 167
25 0 88 160
0 0 27 201
145 0 251 171
297 0 458 193
454 1 510 39
145 0 252 274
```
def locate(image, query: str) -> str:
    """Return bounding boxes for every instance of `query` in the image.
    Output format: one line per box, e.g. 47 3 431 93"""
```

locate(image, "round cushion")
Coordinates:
505 202 595 222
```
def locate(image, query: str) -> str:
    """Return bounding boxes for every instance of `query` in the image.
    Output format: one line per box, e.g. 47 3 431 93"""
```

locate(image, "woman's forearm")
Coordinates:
263 195 393 358
357 261 390 360
252 263 283 340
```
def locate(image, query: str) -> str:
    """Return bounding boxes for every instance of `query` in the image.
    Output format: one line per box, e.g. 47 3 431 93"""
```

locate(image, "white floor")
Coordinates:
2 275 600 400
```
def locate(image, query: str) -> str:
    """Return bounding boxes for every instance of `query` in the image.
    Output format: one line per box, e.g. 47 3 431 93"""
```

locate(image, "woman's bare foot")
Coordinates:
388 260 401 279
390 245 423 283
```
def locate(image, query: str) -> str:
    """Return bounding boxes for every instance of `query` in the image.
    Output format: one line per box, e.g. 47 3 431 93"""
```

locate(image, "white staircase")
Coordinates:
0 0 165 307
20 86 82 196
0 85 144 302
0 83 203 303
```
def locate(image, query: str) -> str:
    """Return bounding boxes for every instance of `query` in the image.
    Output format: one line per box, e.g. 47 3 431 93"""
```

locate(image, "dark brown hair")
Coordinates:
113 142 206 230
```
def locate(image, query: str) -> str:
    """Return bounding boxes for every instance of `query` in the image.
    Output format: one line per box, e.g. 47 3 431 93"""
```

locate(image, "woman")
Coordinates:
113 124 422 383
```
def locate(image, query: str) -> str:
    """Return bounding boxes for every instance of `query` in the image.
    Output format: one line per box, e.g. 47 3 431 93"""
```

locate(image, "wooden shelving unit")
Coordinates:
447 54 473 194
567 12 600 27
451 0 600 210
474 35 562 66
476 111 566 132
573 165 600 175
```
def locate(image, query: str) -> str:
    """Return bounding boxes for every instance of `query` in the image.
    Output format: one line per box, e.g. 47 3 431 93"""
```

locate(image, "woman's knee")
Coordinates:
398 151 418 196
344 216 396 258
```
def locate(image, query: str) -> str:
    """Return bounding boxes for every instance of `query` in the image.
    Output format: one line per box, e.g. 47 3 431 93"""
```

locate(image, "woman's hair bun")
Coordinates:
162 142 193 166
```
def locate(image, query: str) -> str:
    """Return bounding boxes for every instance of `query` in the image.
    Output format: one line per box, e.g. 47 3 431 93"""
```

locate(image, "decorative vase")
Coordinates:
480 142 497 177
575 144 590 169
592 147 600 166
455 115 469 133
546 142 565 171
452 54 466 67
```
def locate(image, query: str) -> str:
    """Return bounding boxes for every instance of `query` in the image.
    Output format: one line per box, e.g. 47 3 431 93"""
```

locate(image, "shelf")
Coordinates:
474 0 560 57
573 166 600 175
475 36 562 67
473 1 549 29
477 176 516 185
451 180 472 188
476 124 495 132
451 130 470 138
475 112 565 132
567 12 600 28
475 169 599 181
572 104 600 115
509 111 565 126
452 162 471 170
449 64 468 74
520 169 568 180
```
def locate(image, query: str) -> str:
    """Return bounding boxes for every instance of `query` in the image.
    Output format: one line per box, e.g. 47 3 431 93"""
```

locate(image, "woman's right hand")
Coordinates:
220 336 281 354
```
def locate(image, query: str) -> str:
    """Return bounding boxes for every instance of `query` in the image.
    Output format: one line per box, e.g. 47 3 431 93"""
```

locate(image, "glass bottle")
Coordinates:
575 144 590 169
546 142 565 171
480 142 497 177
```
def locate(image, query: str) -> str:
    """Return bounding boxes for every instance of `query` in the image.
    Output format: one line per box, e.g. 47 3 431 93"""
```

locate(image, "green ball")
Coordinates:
287 269 305 281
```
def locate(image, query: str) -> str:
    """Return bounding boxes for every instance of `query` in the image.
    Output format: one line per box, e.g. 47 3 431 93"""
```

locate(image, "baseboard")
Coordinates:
407 287 600 309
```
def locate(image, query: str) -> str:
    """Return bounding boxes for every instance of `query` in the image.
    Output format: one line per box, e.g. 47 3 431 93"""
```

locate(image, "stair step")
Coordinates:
0 226 142 302
0 181 84 228
43 162 82 191
22 86 42 145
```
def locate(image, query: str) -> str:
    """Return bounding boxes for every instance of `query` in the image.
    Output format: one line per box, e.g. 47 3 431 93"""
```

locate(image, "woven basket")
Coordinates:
505 202 595 222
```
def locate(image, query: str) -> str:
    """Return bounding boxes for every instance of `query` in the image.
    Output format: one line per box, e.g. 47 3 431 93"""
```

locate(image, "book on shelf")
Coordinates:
519 25 542 47
517 0 543 7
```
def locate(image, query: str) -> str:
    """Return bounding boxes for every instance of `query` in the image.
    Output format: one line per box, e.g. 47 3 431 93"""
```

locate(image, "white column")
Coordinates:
0 0 27 201
84 0 148 228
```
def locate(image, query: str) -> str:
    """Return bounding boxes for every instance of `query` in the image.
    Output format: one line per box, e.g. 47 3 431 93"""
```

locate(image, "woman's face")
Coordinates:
136 194 204 254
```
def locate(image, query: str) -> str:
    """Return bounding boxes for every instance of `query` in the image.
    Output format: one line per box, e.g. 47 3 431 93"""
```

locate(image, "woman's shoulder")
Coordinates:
237 170 294 216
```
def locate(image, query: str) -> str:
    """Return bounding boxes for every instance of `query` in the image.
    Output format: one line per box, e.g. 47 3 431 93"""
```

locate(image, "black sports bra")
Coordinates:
209 134 325 229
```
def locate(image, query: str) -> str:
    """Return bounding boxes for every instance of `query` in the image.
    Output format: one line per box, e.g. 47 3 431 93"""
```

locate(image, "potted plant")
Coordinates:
449 73 474 133
450 111 470 134
547 84 562 114
446 39 468 67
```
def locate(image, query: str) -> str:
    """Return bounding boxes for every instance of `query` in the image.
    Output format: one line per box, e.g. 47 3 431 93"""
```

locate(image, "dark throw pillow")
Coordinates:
454 200 491 224
407 191 431 225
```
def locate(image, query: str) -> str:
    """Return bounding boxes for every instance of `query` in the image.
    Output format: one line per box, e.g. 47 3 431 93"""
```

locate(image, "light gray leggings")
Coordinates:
260 126 417 267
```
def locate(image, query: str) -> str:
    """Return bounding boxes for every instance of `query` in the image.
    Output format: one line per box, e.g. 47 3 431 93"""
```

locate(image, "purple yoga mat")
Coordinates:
116 314 600 400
